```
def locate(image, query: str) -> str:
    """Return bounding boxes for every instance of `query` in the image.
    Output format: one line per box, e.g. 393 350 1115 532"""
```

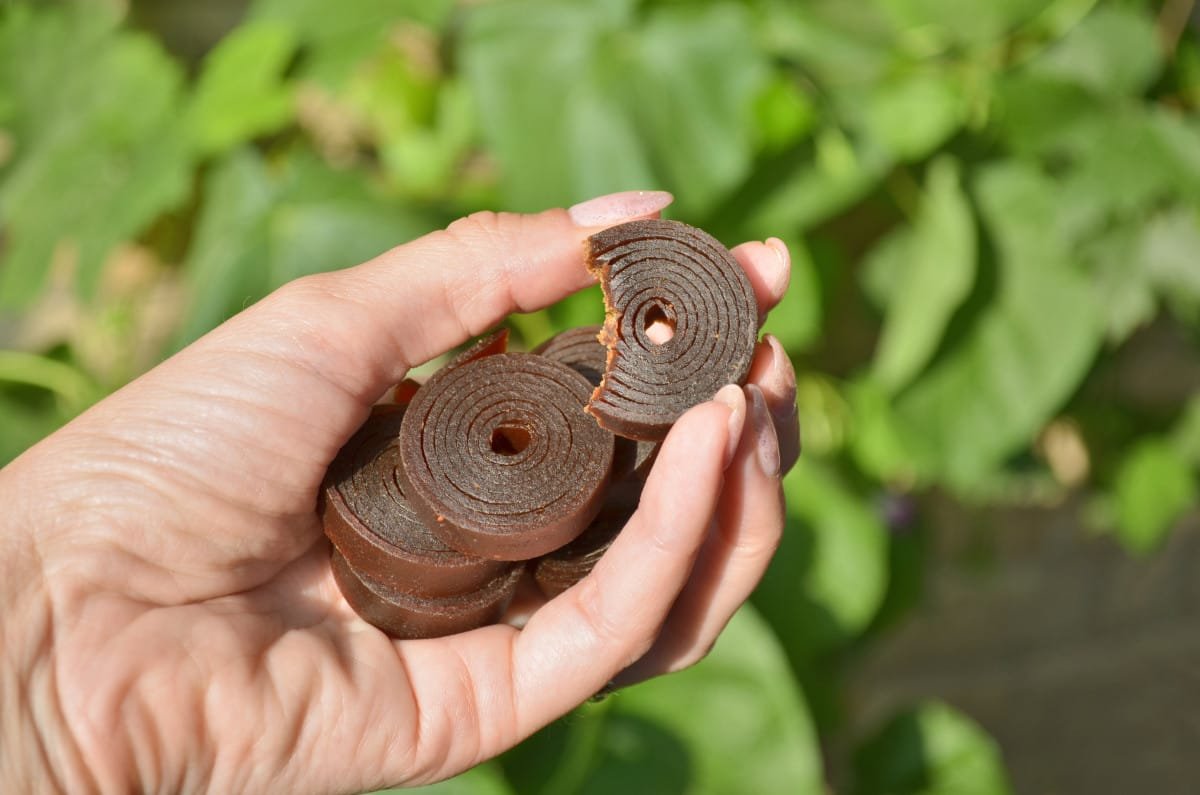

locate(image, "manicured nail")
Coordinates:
568 191 674 227
712 384 746 468
764 334 797 422
746 385 781 478
765 237 792 295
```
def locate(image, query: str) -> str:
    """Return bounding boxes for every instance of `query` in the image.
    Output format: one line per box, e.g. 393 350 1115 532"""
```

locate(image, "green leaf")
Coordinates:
1034 5 1162 97
1172 396 1200 467
1113 440 1197 555
0 389 69 465
754 458 890 658
502 607 823 795
761 236 821 353
753 74 816 153
878 0 1046 49
854 701 1013 795
1078 221 1156 343
249 0 453 86
174 149 278 349
0 5 192 306
0 350 101 410
992 72 1104 157
894 163 1103 488
1140 204 1200 320
373 761 514 795
743 135 894 233
175 148 439 349
873 158 976 392
1057 109 1200 227
608 607 822 794
185 21 298 156
764 1 897 85
857 72 965 160
462 1 768 215
849 377 918 484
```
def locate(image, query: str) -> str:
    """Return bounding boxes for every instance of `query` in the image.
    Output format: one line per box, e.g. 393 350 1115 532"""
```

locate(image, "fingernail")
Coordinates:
764 237 791 295
568 190 674 227
764 334 797 423
746 385 780 478
712 384 746 468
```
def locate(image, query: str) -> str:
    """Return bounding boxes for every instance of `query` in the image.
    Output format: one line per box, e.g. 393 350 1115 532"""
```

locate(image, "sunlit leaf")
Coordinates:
0 5 191 306
185 21 298 156
742 137 893 234
173 149 278 349
1079 222 1156 343
755 458 890 656
0 389 68 465
249 0 454 87
502 607 823 795
894 163 1103 488
1113 439 1197 555
175 148 438 349
754 74 816 154
1034 5 1162 97
873 158 975 392
1172 396 1200 467
849 377 917 484
462 0 768 215
992 71 1104 157
854 701 1013 795
878 0 1046 49
858 72 965 160
763 0 897 85
762 236 821 353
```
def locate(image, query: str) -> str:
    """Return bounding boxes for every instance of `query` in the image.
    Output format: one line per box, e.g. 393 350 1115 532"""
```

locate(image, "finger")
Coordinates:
732 237 791 323
613 383 783 686
360 391 745 784
746 334 800 474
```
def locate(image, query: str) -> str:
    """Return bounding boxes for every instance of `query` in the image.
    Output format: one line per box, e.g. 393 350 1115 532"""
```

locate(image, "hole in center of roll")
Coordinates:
490 425 531 456
643 304 676 345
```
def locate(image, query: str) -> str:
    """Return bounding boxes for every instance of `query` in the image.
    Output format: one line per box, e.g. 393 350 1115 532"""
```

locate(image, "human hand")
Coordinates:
0 191 798 794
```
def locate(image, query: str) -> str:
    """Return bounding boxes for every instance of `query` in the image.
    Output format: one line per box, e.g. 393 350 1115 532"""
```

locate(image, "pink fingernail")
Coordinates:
746 385 781 478
712 384 746 468
568 191 674 227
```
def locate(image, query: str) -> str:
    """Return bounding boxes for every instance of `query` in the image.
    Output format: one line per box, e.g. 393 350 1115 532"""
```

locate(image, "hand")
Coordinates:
0 191 799 794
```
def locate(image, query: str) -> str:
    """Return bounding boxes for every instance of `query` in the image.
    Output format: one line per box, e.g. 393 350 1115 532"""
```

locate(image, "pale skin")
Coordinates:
0 191 799 794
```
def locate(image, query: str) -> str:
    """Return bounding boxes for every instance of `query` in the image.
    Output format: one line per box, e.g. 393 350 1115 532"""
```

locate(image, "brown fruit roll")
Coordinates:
322 404 512 597
533 325 659 480
398 351 615 561
585 219 758 441
531 476 642 599
332 551 522 640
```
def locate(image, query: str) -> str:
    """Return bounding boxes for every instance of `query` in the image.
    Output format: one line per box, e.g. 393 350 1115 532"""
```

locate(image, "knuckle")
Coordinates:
572 578 631 649
444 210 514 248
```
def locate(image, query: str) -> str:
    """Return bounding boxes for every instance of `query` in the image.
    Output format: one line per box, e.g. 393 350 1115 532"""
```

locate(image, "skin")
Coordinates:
0 197 799 794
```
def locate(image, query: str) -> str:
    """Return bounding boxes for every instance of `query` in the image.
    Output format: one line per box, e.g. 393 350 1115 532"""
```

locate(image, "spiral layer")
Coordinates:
398 352 615 560
532 477 642 598
322 404 511 596
585 219 757 441
533 325 659 480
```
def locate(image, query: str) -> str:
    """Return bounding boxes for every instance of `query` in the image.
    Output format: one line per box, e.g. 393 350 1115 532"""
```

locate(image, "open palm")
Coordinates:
0 194 798 794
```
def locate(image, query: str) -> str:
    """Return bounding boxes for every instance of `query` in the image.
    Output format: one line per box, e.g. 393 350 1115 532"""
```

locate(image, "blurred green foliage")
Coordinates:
1 0 1198 791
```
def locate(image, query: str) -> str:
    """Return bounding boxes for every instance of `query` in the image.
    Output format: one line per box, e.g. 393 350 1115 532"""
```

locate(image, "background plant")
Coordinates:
1 0 1197 792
